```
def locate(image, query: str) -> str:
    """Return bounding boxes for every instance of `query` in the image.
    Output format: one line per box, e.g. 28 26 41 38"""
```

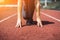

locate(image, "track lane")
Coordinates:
0 9 60 40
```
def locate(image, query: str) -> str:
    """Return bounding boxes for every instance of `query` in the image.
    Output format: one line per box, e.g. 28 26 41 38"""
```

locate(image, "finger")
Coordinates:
16 19 22 28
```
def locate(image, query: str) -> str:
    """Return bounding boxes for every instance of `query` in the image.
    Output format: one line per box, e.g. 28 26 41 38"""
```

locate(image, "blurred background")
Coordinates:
0 0 17 5
40 0 60 10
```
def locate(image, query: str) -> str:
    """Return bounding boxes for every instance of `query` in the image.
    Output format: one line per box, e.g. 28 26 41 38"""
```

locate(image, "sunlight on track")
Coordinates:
0 0 17 5
0 0 5 3
0 0 18 22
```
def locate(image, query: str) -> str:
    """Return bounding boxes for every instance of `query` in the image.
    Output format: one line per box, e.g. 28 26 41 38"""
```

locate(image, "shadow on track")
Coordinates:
22 21 54 27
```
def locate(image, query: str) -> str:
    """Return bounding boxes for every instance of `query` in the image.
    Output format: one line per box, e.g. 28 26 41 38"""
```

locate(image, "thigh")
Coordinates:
23 0 35 19
23 0 35 13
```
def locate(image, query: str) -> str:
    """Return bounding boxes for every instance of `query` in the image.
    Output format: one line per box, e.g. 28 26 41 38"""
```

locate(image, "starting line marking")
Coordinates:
0 11 60 23
0 5 17 7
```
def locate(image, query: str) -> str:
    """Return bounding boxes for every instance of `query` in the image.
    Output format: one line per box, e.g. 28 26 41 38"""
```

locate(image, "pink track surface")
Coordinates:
0 8 60 40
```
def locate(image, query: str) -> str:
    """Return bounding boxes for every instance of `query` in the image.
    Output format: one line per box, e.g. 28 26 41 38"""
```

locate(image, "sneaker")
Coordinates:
26 19 33 25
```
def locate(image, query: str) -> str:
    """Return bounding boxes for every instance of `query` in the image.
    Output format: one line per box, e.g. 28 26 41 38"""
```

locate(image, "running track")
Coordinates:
0 8 60 40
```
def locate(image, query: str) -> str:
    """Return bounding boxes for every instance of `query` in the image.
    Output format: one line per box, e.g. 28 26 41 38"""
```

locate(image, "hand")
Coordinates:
16 18 22 28
37 18 43 27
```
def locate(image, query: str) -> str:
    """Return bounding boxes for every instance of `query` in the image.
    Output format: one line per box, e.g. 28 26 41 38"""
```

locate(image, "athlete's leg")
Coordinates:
22 0 35 25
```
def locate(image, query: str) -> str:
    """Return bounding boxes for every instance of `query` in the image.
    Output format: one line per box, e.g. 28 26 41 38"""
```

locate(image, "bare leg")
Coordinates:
16 0 22 28
36 0 43 27
22 0 35 25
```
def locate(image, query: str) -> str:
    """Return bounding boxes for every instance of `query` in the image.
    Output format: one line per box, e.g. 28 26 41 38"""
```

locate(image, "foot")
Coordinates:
26 19 34 25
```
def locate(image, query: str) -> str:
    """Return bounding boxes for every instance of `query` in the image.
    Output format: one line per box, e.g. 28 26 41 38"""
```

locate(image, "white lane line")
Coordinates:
0 14 16 23
0 5 17 7
41 12 60 22
0 11 60 23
